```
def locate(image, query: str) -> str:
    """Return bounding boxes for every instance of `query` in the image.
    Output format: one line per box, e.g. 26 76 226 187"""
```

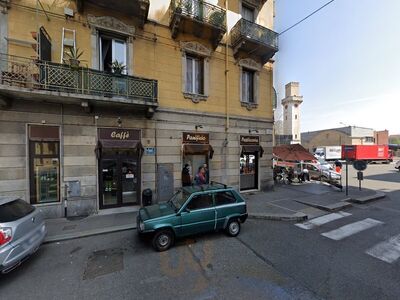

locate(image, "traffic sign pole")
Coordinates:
345 160 348 196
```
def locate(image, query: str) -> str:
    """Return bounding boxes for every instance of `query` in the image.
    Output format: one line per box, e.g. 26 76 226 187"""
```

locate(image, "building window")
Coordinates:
242 68 255 103
185 54 204 95
242 4 255 22
29 125 60 204
295 134 297 139
295 114 297 120
99 34 127 74
365 137 375 143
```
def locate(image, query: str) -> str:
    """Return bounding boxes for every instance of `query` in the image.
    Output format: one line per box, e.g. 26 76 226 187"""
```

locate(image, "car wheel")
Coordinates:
152 229 174 252
226 219 241 237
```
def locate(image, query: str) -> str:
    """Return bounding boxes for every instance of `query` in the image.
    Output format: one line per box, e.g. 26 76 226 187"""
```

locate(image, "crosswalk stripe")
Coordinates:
295 211 352 230
366 234 400 263
321 218 383 240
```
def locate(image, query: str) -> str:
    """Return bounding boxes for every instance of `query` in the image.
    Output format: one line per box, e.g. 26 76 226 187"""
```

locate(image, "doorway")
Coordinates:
99 150 139 209
240 152 258 191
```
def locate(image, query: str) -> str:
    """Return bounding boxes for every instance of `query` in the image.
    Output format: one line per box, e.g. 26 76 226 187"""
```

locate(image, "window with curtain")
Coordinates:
242 68 255 103
186 54 204 95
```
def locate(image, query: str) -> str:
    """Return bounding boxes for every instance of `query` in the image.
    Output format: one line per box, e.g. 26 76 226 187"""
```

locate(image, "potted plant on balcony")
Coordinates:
110 60 126 75
64 47 84 69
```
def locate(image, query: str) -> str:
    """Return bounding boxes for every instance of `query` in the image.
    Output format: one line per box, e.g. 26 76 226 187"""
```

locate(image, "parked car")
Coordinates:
137 183 248 251
395 160 400 172
301 163 341 181
0 197 47 274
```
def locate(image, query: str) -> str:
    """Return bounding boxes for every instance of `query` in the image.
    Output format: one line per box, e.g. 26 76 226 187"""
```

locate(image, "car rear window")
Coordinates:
0 199 35 222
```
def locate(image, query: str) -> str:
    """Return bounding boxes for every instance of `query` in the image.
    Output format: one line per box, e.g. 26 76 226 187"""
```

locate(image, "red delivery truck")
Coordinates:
342 145 393 163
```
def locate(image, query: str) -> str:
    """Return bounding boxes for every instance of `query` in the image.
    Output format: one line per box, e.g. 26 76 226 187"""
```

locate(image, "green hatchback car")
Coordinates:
137 183 248 251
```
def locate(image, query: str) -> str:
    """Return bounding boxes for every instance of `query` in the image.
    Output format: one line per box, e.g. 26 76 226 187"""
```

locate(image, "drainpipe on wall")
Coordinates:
225 0 229 131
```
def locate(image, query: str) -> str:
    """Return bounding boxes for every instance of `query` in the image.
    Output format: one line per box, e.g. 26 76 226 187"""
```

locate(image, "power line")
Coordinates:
279 0 336 36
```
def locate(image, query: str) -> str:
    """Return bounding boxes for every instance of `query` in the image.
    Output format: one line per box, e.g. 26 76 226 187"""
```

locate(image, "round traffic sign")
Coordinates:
353 160 367 171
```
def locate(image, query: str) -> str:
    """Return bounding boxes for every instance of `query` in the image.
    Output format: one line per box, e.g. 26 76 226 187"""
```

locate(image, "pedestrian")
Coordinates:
334 160 342 173
302 166 310 181
203 163 209 184
195 166 206 185
181 163 192 186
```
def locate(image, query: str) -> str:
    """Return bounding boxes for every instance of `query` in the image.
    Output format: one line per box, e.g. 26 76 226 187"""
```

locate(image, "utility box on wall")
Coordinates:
67 180 81 197
157 164 174 202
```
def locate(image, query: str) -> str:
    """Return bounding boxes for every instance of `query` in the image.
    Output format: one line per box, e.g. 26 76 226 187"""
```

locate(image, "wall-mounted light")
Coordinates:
117 117 122 128
249 129 259 134
195 125 203 130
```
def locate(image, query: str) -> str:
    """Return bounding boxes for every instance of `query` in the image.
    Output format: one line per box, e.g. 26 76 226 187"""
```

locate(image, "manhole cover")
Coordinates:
83 248 124 280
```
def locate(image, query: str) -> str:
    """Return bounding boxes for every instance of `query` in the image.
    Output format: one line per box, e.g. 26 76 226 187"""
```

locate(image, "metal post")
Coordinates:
345 160 348 196
359 179 361 191
64 183 68 218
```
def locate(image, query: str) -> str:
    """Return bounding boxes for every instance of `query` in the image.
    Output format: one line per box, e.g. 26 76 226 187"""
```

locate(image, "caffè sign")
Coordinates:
240 135 260 145
99 128 140 141
182 132 209 144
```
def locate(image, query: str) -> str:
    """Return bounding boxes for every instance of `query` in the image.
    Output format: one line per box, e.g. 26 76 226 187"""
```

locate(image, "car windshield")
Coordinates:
168 190 190 210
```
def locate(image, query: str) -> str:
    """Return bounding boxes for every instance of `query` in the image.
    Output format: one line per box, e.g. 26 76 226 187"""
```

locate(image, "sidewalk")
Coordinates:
43 182 385 243
44 212 137 244
244 181 385 221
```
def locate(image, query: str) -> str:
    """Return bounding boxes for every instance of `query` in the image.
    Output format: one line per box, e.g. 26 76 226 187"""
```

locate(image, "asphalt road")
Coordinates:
343 158 400 201
0 229 317 300
1 161 398 299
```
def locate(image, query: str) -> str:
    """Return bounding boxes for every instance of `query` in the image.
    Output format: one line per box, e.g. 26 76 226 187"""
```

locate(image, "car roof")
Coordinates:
182 183 232 194
0 196 20 206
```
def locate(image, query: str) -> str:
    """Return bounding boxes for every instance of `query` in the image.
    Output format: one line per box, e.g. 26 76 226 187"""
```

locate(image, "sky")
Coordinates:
274 0 400 135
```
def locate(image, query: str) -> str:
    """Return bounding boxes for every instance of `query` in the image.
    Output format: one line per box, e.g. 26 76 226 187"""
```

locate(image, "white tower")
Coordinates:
281 82 303 144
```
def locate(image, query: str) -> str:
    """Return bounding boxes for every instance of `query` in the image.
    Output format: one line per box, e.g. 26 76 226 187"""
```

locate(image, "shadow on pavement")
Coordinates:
364 172 400 183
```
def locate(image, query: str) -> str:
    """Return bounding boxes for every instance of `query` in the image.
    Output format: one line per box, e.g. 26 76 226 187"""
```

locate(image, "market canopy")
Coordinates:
273 144 316 162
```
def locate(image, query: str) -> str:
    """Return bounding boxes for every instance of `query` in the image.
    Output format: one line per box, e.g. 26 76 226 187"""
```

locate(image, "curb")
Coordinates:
44 224 137 244
348 192 386 204
248 212 307 222
294 199 352 212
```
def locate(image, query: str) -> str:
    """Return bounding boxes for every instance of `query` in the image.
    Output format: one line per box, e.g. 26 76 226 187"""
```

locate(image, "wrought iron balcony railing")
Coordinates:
171 0 226 31
231 18 279 51
0 53 158 104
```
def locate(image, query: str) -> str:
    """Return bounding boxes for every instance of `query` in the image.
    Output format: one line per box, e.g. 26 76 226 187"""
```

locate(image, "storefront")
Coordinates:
96 128 143 209
181 132 214 186
240 135 264 191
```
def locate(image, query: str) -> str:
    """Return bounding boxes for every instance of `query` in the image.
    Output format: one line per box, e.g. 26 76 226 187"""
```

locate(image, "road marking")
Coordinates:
366 234 400 263
321 218 383 240
295 211 352 230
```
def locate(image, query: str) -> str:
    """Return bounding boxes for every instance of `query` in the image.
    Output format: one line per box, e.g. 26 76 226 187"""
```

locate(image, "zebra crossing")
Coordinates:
295 212 400 264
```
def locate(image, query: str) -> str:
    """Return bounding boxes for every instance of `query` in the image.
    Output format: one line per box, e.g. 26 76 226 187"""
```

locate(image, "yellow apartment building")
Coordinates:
0 0 278 217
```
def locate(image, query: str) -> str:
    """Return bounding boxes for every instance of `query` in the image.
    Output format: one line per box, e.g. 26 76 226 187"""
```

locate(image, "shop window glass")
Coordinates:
29 126 60 205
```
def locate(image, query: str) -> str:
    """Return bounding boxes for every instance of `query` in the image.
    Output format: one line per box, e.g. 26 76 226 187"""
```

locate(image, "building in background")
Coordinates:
301 126 388 151
374 130 389 145
0 0 278 217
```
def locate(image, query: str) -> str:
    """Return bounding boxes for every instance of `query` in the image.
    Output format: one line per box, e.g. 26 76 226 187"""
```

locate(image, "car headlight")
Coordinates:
139 220 145 231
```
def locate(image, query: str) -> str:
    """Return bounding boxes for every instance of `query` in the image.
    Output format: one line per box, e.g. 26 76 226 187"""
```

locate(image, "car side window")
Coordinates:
186 194 213 211
215 191 237 206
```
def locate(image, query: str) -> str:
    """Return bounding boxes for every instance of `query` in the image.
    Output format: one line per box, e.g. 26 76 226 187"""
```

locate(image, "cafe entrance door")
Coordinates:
97 128 142 209
99 150 139 208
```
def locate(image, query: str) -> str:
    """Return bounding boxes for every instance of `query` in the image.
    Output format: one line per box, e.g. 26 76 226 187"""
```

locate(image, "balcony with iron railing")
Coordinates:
0 53 158 113
170 0 226 48
231 18 279 64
